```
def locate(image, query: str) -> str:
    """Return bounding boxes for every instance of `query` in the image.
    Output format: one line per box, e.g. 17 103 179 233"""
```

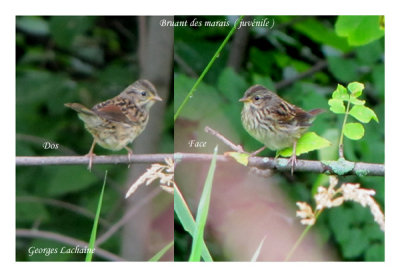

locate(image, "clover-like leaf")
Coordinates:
349 105 379 123
349 95 366 105
343 122 365 140
225 152 250 166
277 132 331 157
347 82 365 97
328 99 346 114
332 84 349 100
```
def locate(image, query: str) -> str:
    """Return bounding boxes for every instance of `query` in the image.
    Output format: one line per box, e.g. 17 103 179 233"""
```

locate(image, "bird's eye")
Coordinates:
254 95 260 101
141 91 147 97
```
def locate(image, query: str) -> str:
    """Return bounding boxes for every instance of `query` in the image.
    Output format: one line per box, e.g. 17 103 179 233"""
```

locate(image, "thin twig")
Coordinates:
275 52 354 90
204 126 244 152
95 188 161 246
16 228 125 261
16 196 110 227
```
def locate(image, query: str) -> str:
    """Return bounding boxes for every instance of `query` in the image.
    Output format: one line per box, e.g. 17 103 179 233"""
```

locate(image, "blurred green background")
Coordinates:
16 16 174 261
174 16 384 261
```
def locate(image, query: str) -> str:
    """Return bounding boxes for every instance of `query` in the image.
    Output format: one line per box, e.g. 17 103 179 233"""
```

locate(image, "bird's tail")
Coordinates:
64 103 96 116
308 108 325 116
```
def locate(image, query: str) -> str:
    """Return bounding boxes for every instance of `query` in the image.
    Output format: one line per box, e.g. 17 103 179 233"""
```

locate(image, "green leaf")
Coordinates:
372 64 385 98
332 84 349 100
217 68 247 102
85 171 107 262
189 146 218 262
355 40 383 65
252 74 275 91
16 201 49 223
349 96 365 105
226 152 249 166
344 122 365 140
365 244 384 261
149 241 174 261
347 82 365 97
174 74 222 120
249 48 275 75
46 166 97 196
277 132 331 157
327 56 359 82
174 182 213 261
16 16 49 36
293 18 351 52
342 228 369 258
49 16 96 49
335 16 384 46
328 99 346 114
349 105 379 123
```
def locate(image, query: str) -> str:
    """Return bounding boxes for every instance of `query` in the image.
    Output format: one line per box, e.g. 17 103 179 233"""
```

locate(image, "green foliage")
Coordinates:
329 82 379 142
293 17 351 52
16 16 173 261
327 204 384 260
277 132 331 158
335 16 384 46
174 15 384 262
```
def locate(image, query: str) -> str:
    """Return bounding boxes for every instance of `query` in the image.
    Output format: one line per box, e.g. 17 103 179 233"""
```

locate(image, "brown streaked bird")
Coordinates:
65 79 162 170
239 84 323 174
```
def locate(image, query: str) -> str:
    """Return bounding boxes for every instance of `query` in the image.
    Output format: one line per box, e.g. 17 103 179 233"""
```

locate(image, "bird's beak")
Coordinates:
239 97 251 103
151 95 162 101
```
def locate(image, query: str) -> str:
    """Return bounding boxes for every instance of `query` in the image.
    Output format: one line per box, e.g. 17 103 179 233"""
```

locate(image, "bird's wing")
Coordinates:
93 99 145 126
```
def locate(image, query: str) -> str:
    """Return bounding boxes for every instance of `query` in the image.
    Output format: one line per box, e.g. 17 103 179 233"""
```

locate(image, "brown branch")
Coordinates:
16 154 173 166
275 60 327 90
15 152 384 176
203 126 384 177
16 229 125 261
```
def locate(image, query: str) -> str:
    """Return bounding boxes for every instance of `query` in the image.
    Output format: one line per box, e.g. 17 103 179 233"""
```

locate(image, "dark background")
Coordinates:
16 16 174 261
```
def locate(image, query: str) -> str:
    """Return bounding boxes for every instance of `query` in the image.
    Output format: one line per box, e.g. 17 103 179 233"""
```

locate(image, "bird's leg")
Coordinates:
250 145 267 156
287 141 298 175
124 146 133 168
86 140 97 171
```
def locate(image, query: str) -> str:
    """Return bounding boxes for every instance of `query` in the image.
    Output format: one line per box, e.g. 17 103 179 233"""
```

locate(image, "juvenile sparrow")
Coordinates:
240 84 323 174
65 79 162 170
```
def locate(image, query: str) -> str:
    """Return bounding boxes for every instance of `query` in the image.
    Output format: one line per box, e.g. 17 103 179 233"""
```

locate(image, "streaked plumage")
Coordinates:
240 84 322 173
65 79 162 170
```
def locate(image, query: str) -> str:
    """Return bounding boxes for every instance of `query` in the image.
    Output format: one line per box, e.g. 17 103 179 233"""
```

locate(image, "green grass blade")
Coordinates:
149 240 174 261
174 183 213 261
85 170 107 262
174 16 244 122
250 235 267 262
189 146 218 262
